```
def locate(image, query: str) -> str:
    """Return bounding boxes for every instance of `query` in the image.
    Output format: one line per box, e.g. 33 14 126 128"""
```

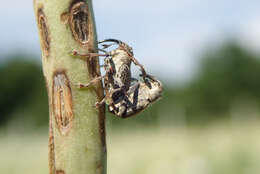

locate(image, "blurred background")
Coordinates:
1 0 260 174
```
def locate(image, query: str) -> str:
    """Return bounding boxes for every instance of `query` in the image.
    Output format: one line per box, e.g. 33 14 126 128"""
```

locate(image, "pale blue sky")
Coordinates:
1 0 260 84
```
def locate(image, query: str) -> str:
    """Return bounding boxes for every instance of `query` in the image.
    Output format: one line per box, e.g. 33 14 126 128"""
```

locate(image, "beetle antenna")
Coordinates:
98 39 123 45
101 43 117 49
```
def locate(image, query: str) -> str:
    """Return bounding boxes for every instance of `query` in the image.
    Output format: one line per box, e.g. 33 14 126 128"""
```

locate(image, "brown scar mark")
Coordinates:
44 75 50 99
96 163 103 173
37 7 50 57
60 12 70 24
69 0 89 46
49 114 56 174
52 70 73 136
56 170 65 174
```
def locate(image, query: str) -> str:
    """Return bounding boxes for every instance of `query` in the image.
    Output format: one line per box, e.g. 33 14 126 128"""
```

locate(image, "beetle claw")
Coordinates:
95 102 102 108
71 49 78 56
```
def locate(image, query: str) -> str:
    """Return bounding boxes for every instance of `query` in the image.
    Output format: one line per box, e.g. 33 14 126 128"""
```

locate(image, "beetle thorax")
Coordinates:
112 49 132 69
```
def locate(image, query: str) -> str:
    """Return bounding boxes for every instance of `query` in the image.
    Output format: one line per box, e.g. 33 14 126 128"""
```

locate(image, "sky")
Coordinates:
1 0 260 84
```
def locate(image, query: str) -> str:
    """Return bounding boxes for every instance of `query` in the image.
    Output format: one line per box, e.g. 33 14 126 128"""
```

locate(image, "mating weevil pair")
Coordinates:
72 39 163 118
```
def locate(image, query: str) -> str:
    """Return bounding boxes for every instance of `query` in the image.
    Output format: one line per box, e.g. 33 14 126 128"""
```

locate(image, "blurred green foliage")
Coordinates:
179 42 260 123
1 41 260 129
0 55 48 128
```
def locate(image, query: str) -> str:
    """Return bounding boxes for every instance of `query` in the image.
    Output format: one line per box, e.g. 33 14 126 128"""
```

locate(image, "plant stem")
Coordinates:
33 0 106 174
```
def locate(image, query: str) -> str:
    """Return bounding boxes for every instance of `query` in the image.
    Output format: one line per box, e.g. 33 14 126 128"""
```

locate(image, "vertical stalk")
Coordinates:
33 0 106 174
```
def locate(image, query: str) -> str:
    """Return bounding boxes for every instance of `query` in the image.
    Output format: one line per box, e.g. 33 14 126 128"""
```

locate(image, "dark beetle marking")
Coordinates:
52 71 73 136
60 12 70 24
37 7 50 57
69 1 89 45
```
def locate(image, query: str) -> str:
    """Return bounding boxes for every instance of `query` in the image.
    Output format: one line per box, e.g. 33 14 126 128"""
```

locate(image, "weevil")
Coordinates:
108 74 163 118
72 39 162 117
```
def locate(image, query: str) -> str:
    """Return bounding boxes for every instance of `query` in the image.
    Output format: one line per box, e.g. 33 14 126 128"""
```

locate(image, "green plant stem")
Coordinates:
33 0 106 174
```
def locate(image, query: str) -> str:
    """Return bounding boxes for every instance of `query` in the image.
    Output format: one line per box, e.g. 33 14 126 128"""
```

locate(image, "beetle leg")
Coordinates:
95 89 115 108
130 56 147 81
71 50 109 59
98 48 109 54
71 50 109 60
78 75 105 88
95 97 106 108
127 82 140 96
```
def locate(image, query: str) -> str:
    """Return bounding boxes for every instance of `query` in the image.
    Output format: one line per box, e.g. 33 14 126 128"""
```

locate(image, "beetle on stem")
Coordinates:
72 39 162 117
